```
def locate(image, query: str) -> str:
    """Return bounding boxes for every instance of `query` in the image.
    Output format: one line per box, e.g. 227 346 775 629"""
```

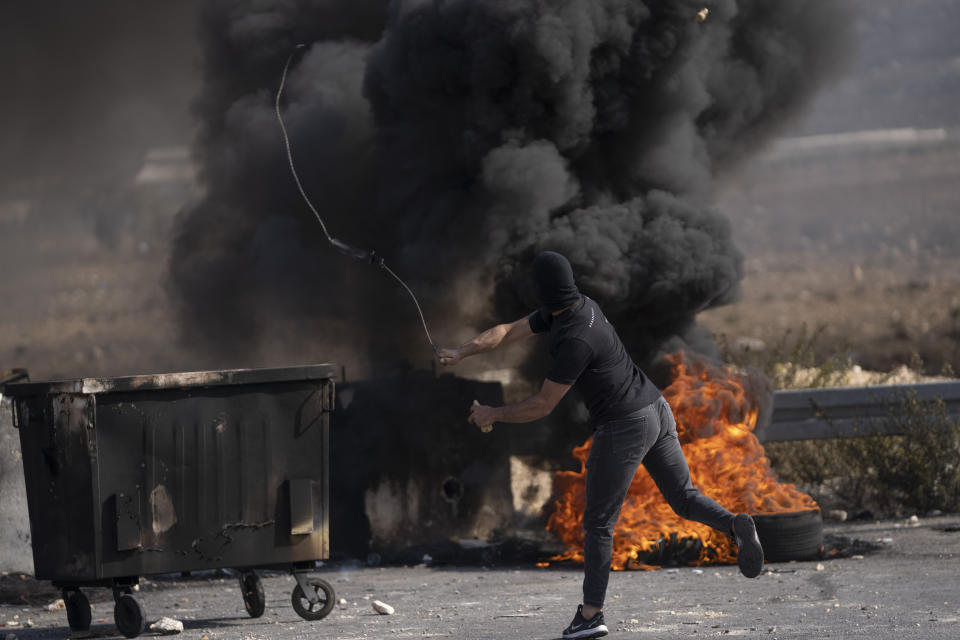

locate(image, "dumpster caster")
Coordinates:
62 588 91 632
239 571 266 618
114 592 146 638
291 574 335 621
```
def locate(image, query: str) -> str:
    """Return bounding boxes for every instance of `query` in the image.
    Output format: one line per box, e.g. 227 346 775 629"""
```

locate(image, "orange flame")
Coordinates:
546 351 817 569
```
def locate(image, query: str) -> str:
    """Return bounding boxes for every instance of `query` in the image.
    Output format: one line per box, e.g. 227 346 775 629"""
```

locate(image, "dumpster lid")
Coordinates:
3 364 339 396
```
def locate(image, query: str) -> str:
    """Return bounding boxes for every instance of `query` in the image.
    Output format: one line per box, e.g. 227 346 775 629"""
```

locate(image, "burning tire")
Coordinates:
753 509 823 563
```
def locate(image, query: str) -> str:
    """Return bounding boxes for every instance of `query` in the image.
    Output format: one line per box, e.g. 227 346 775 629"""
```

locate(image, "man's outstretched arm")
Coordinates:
437 317 534 366
469 378 571 427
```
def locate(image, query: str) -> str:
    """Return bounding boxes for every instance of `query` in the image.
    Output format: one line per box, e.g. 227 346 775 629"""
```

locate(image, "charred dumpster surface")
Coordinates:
4 364 337 635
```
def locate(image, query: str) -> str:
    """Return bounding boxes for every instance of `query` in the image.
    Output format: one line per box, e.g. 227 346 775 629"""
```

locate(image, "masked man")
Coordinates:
437 251 763 640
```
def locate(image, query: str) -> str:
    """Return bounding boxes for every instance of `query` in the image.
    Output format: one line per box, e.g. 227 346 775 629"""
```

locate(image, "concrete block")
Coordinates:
0 397 33 574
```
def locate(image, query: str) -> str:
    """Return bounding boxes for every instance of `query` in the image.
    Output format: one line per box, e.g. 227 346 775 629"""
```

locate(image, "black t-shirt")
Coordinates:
528 295 661 424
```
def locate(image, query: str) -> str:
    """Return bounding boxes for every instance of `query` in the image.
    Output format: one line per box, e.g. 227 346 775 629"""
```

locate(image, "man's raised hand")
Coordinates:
436 347 463 367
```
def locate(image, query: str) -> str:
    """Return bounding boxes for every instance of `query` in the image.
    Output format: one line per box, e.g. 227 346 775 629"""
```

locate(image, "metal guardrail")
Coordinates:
759 381 960 443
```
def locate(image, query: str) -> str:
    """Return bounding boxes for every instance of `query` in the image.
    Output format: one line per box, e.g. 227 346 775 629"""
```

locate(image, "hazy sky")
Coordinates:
0 1 198 195
1 0 957 201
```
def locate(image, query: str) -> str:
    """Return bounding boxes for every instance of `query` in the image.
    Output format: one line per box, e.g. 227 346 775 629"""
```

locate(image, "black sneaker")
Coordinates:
562 605 608 639
733 513 764 578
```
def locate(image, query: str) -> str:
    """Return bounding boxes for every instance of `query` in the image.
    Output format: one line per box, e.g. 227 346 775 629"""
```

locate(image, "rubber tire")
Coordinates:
63 588 91 632
240 572 266 618
754 509 824 563
114 593 146 638
291 577 335 621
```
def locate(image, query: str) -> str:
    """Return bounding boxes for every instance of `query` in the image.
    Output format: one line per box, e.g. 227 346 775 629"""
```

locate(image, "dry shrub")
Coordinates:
717 324 853 389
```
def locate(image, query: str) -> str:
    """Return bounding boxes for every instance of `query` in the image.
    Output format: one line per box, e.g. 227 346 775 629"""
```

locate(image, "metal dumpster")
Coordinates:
3 365 337 637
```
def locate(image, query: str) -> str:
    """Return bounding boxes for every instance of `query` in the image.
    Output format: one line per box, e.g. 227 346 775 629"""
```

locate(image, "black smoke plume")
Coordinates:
170 0 852 368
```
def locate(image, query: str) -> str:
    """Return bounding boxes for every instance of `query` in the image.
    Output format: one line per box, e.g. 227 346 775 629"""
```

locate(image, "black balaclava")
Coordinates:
532 251 581 312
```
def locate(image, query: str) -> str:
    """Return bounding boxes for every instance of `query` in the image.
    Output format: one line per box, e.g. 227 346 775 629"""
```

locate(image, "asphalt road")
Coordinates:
1 516 957 640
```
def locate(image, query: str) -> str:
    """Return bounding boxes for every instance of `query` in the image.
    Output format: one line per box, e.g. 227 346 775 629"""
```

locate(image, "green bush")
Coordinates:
717 328 960 516
765 391 960 516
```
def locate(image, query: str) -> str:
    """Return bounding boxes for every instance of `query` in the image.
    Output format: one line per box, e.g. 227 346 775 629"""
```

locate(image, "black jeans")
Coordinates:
582 396 736 607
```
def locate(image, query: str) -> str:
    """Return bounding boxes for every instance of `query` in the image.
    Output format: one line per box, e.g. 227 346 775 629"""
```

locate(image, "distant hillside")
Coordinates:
791 0 960 135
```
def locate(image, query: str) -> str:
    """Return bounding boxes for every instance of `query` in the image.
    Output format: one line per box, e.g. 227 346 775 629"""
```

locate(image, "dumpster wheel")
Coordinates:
114 593 146 638
291 576 335 621
62 588 91 632
239 571 266 618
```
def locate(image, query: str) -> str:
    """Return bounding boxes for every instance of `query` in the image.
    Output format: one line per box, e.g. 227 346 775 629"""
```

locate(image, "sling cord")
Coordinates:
275 45 438 354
